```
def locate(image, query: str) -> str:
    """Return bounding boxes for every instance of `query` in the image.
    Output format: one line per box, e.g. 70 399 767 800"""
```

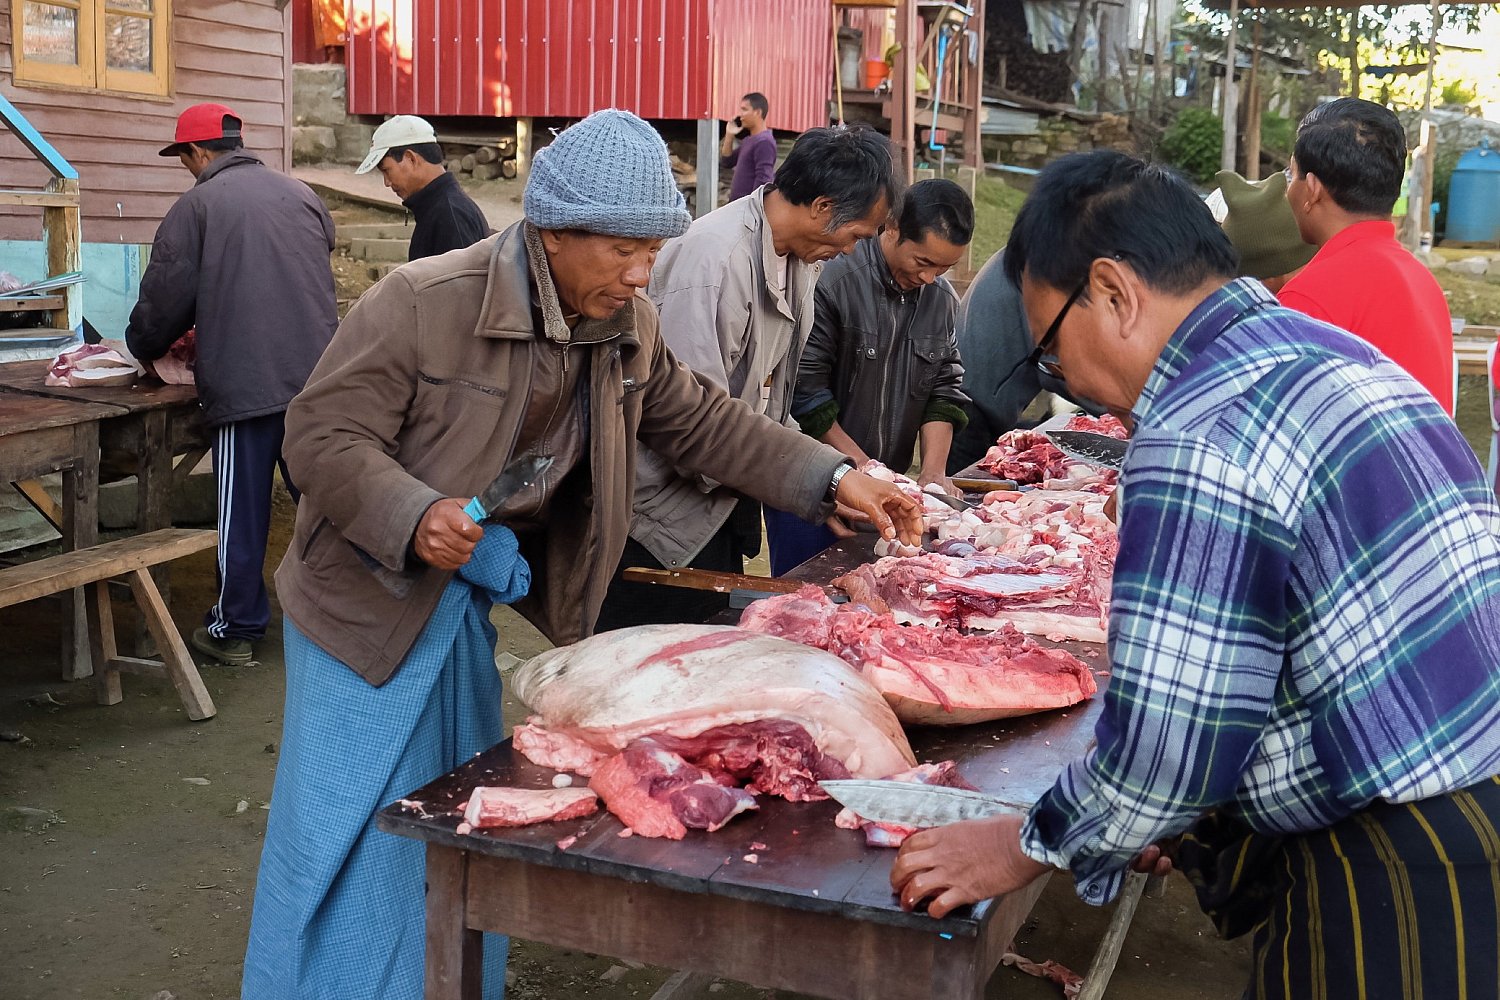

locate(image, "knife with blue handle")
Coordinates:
356 453 555 598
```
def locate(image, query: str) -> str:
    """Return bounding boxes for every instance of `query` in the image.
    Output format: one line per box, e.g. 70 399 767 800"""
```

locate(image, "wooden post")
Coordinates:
1220 0 1239 173
962 1 985 169
1242 14 1262 180
1417 0 1440 248
515 117 534 179
61 420 99 680
42 176 81 333
694 118 719 219
891 0 918 183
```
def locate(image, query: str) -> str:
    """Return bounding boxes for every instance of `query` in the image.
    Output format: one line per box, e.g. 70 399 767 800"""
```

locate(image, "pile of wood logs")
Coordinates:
987 32 1072 104
443 136 519 181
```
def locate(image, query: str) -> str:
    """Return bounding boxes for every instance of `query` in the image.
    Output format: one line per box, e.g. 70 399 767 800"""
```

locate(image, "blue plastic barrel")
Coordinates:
1446 137 1500 244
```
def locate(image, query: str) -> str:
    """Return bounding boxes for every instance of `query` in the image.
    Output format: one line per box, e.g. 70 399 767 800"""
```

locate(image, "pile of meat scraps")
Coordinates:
837 547 1112 644
508 625 916 839
976 413 1127 487
44 342 141 387
873 488 1117 642
741 585 1096 725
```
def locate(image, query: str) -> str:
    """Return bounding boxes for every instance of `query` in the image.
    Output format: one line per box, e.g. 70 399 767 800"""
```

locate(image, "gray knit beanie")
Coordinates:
524 109 692 240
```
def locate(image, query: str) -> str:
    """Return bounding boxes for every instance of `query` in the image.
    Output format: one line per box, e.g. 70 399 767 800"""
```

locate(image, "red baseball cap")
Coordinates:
159 103 242 156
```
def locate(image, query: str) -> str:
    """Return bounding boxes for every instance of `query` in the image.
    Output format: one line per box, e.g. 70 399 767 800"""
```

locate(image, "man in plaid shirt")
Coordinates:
893 151 1500 998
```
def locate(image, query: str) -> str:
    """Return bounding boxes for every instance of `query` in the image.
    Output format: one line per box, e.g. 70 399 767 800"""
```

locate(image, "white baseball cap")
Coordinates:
356 115 438 174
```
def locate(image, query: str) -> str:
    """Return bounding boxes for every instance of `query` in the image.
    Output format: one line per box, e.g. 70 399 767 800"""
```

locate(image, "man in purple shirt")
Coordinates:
720 92 777 202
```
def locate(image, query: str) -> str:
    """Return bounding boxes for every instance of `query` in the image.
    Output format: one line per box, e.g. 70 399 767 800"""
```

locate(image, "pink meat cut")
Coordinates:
835 550 1110 643
977 413 1126 485
741 586 1096 725
588 741 759 840
509 625 916 836
833 761 977 847
461 786 599 829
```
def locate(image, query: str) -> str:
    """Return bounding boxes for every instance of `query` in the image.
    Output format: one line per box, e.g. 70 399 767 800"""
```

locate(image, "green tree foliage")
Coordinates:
1159 107 1224 183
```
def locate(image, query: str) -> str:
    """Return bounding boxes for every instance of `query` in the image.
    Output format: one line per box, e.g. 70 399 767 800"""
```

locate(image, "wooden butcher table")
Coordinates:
379 539 1109 1000
0 359 209 541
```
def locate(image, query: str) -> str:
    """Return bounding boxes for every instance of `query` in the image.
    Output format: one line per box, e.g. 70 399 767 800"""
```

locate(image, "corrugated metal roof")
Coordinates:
346 0 831 132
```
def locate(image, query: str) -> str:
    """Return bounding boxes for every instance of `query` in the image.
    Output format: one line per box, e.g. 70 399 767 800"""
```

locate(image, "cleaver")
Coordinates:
1044 430 1126 470
818 779 1029 827
356 453 555 598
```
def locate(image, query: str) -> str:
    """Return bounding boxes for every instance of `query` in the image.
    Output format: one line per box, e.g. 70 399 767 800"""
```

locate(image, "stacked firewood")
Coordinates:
988 31 1072 104
443 137 519 181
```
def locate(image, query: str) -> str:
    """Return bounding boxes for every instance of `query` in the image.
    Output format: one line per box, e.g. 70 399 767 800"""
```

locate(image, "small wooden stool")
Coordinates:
0 528 220 720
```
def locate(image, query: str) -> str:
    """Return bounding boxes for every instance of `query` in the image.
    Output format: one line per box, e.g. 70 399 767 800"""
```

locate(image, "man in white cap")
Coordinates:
357 114 488 261
240 108 922 999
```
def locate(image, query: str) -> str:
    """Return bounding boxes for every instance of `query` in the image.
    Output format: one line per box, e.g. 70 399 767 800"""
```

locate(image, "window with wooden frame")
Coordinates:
13 0 171 96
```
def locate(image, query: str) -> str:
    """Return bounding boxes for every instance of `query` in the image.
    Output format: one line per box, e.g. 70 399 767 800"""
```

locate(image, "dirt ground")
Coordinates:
5 197 1496 1000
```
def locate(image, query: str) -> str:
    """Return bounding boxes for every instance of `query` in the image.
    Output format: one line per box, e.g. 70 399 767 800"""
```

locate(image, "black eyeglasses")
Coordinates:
992 273 1098 392
1029 278 1087 379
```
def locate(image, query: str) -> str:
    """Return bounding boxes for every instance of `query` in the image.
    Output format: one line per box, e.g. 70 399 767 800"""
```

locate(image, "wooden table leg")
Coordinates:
425 846 483 1000
134 410 172 657
60 422 99 680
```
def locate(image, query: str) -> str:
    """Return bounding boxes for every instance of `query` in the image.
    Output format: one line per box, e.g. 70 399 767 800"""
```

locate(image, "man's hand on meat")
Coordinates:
413 498 482 570
890 814 1050 918
835 471 924 548
917 471 959 497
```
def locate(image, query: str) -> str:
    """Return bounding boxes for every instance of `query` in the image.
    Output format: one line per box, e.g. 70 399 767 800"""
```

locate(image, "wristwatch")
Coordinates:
826 460 856 503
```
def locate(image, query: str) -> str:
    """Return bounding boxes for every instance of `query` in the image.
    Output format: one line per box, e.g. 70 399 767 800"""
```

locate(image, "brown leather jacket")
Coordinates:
276 222 845 685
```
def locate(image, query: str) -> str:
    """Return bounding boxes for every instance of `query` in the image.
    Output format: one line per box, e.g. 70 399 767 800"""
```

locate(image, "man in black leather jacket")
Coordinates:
767 178 973 574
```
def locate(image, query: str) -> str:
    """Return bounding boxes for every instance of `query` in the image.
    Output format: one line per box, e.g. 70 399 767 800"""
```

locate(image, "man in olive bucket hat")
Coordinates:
240 109 922 999
1214 169 1316 293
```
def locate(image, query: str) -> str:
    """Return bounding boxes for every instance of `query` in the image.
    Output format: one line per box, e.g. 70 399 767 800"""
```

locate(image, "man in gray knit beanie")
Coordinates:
524 108 693 241
249 107 923 1000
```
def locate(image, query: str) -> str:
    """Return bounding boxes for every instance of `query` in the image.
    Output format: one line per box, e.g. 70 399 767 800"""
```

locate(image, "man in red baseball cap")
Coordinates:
127 102 339 667
158 102 242 158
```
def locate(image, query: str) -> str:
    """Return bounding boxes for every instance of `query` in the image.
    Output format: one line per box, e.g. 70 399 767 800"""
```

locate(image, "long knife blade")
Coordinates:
1045 430 1126 470
819 780 1029 828
463 453 555 523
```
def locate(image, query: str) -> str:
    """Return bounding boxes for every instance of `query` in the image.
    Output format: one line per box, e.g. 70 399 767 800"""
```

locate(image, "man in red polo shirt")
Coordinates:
1281 98 1454 413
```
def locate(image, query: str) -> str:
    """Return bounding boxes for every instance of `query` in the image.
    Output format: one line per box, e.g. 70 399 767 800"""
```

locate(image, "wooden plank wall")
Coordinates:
0 0 292 246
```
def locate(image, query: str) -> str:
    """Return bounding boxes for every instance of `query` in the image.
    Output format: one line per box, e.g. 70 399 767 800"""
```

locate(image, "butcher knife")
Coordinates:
621 566 850 610
356 453 555 598
1044 430 1127 470
818 780 1029 827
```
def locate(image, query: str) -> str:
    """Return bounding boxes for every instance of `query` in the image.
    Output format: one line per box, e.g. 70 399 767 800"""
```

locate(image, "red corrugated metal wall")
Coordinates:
710 0 829 131
345 0 830 132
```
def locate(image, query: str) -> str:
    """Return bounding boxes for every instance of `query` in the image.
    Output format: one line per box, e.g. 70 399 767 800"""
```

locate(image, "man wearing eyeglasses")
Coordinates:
892 149 1500 998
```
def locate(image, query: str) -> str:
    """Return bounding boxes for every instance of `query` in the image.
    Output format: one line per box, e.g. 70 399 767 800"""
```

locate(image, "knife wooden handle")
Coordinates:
952 477 1019 494
622 566 807 595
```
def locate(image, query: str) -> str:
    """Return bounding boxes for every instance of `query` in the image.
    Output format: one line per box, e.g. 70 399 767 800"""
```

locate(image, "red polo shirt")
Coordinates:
1279 220 1453 412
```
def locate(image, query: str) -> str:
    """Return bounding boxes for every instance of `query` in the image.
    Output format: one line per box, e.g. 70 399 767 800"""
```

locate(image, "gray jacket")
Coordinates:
632 187 820 566
947 250 1098 472
792 236 966 469
126 151 338 428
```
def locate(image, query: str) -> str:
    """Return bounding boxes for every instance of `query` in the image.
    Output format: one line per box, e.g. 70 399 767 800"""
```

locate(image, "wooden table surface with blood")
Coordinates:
378 536 1108 1000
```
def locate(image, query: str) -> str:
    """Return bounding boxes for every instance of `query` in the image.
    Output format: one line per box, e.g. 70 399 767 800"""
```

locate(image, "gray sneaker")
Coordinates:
191 628 253 665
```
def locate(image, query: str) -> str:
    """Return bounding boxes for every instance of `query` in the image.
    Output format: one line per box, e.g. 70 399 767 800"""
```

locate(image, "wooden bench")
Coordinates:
0 528 219 720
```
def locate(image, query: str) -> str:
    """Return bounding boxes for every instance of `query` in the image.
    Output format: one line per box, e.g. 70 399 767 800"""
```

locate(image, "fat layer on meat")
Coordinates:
510 625 916 780
741 586 1097 725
